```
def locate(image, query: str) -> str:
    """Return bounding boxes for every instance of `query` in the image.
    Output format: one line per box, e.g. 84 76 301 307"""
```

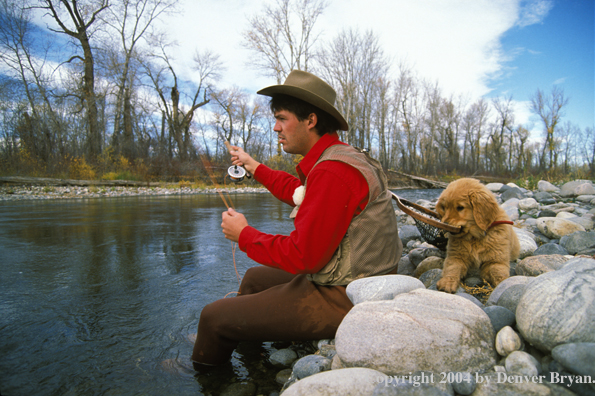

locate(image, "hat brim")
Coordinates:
257 85 349 131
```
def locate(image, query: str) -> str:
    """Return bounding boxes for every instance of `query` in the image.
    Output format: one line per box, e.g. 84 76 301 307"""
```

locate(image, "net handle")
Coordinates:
391 192 461 234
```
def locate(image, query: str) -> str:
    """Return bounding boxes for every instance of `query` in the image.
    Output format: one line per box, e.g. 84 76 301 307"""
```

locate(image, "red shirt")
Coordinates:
238 133 370 274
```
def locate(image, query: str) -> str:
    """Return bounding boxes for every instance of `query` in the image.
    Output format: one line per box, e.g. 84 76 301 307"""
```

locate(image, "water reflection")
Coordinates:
0 189 440 395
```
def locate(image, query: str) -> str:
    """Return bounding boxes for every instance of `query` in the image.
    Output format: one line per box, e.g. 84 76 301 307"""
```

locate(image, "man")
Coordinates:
191 70 402 367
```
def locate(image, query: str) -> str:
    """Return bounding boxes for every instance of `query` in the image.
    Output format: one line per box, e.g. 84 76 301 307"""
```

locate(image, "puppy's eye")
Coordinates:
456 206 464 211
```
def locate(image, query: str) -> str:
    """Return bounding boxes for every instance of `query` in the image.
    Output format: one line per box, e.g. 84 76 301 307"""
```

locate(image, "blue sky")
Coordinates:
24 0 593 135
160 0 593 136
488 0 594 132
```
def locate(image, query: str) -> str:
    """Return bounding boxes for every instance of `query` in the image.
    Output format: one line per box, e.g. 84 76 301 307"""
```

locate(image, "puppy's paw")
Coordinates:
437 277 460 293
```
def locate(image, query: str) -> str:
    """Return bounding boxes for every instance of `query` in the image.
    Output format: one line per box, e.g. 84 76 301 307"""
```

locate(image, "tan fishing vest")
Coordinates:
301 144 402 286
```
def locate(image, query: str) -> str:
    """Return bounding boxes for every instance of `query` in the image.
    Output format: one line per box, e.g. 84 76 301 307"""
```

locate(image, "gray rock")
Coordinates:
517 258 595 351
455 292 484 308
568 216 595 230
552 342 595 377
487 276 531 306
472 372 575 395
518 198 539 211
505 350 541 377
495 326 523 356
269 348 298 367
486 182 504 192
281 367 388 396
483 305 516 333
419 268 443 288
413 256 444 278
408 247 444 267
275 368 293 385
560 230 595 254
515 254 571 276
502 187 525 201
576 183 595 196
532 242 568 256
399 225 422 246
577 194 595 203
220 381 257 396
372 375 452 396
560 180 593 197
537 208 557 217
504 206 519 221
496 284 527 314
536 217 586 239
335 289 497 374
514 228 538 259
292 354 332 379
346 275 425 305
451 372 475 395
397 256 415 275
537 180 560 193
463 275 483 287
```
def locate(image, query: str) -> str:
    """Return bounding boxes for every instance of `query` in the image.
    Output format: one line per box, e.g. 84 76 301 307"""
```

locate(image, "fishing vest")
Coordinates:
302 144 402 286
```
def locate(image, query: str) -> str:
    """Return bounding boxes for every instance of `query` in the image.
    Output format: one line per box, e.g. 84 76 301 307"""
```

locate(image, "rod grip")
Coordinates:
224 141 233 153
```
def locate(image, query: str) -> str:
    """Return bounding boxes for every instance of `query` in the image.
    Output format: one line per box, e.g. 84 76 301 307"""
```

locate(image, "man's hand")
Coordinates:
226 144 261 175
221 208 249 242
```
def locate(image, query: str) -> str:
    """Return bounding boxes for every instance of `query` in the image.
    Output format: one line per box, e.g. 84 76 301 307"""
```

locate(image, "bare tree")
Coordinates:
37 0 110 162
531 86 569 170
242 0 327 83
144 38 221 161
101 0 177 160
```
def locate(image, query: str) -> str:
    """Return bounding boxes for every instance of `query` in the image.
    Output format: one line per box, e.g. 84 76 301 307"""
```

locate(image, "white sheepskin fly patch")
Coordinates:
293 186 306 206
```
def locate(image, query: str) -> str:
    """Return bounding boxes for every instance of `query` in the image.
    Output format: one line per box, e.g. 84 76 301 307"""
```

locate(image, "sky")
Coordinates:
161 0 594 136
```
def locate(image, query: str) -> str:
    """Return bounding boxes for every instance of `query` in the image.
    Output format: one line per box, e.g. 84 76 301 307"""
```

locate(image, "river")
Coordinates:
0 189 442 396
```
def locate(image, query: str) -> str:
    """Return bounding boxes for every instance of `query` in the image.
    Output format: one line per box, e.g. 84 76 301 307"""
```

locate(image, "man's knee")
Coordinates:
239 267 263 295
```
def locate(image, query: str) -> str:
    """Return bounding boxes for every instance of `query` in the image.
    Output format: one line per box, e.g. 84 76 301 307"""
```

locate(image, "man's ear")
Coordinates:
307 113 318 130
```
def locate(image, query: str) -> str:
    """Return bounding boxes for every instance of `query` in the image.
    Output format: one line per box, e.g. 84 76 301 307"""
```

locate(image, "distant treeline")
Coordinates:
1 0 593 184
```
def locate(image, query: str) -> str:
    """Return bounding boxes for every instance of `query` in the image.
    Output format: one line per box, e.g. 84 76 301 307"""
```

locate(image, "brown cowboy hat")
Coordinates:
257 70 349 131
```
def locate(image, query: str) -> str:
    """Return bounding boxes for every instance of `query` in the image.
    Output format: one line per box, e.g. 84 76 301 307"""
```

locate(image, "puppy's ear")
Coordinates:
436 199 445 217
469 189 500 231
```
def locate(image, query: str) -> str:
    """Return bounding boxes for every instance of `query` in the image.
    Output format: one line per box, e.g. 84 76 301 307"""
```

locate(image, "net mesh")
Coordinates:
412 217 449 250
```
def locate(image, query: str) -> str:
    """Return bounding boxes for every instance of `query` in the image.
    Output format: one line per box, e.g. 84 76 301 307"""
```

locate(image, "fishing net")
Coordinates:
391 192 461 251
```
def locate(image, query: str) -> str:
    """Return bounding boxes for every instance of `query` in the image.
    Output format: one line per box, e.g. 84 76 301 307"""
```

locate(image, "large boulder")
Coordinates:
513 228 538 259
560 180 593 198
516 258 595 351
537 180 560 193
346 275 425 305
281 367 387 396
535 217 585 239
515 254 571 277
335 289 497 375
559 230 595 254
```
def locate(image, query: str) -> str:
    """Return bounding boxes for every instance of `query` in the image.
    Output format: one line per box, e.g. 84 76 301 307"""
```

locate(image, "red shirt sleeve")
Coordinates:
239 161 369 274
252 164 301 206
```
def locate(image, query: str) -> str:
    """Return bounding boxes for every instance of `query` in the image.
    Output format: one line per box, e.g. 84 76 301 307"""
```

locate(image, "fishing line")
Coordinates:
197 141 244 297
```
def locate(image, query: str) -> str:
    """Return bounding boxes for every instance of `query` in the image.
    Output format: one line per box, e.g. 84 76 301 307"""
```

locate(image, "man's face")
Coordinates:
273 109 314 156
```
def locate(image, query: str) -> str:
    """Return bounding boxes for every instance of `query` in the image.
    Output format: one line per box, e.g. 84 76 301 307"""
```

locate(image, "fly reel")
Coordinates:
227 165 251 182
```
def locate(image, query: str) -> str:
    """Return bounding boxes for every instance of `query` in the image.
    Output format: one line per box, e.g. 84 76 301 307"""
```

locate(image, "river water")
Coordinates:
0 189 442 396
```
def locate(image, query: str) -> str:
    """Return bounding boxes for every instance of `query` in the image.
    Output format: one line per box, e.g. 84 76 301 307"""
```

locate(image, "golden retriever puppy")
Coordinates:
435 178 520 293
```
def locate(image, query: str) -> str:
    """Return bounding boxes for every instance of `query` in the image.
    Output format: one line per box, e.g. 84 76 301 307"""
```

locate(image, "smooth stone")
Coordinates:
575 183 595 196
536 217 586 239
399 225 422 246
559 231 595 254
281 367 388 396
397 256 415 275
455 292 484 308
505 350 541 377
496 284 526 314
486 276 531 306
413 256 444 278
451 372 476 396
568 216 595 230
346 275 425 305
516 258 595 351
513 228 538 259
552 342 595 377
537 180 560 193
408 248 444 267
502 187 525 202
537 208 557 217
335 289 497 374
418 268 443 288
577 194 595 203
472 372 575 395
275 369 293 385
556 211 577 218
292 354 332 380
486 183 504 192
269 348 298 367
560 180 592 197
483 305 516 333
495 326 523 356
518 198 539 211
532 243 568 256
220 381 257 396
515 254 571 276
463 275 483 288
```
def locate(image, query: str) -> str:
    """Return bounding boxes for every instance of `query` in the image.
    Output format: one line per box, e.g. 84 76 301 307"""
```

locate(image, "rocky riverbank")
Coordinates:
270 179 595 396
0 184 268 200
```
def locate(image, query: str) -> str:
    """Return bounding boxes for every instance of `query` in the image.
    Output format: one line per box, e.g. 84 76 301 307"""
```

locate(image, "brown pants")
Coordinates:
191 266 354 365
